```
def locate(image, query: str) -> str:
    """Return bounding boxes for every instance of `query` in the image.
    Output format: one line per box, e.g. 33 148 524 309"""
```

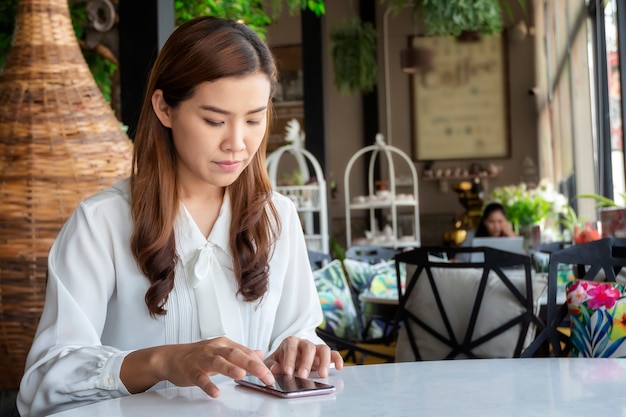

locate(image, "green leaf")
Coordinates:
389 0 524 36
575 193 619 208
330 17 377 95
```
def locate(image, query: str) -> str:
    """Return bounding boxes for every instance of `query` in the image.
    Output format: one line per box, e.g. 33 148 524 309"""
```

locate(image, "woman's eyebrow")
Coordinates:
199 105 268 115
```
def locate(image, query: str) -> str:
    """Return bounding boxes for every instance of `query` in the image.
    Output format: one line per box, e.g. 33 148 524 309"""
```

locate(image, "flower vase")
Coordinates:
519 223 542 253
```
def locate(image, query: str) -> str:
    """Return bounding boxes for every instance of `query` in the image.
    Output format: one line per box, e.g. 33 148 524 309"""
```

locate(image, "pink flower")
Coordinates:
587 284 622 309
567 281 590 307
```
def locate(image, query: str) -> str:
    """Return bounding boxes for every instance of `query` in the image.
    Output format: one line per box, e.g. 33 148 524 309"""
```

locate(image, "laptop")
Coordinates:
470 236 525 262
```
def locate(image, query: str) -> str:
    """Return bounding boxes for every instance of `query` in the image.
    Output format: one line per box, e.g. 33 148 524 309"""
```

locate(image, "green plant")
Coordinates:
1 1 326 100
175 0 325 39
386 0 525 36
271 0 325 18
330 17 377 95
575 193 626 208
0 0 18 70
0 1 116 101
489 179 569 233
330 237 346 261
70 3 118 103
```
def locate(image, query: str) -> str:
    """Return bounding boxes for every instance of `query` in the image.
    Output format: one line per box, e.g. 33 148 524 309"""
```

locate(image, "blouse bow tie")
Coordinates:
185 241 228 339
186 241 218 289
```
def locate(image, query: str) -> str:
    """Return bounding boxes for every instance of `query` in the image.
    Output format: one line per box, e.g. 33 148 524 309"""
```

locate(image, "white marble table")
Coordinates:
48 358 626 417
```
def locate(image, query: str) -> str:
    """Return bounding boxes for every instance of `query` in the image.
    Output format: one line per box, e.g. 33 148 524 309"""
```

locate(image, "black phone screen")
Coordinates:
235 374 336 398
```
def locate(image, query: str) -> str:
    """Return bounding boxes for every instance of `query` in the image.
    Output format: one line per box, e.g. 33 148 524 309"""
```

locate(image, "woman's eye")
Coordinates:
247 119 263 125
204 119 223 127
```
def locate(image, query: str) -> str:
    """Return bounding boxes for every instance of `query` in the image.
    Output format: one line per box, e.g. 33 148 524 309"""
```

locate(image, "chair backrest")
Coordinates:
308 250 332 271
526 237 626 357
394 246 546 361
535 241 571 254
345 245 400 264
530 241 572 273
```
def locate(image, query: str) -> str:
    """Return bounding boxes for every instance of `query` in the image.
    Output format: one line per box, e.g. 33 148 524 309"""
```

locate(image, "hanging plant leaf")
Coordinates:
387 0 525 37
330 17 377 95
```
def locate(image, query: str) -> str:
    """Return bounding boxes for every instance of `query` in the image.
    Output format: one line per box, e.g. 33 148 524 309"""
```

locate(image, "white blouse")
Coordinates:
17 179 324 417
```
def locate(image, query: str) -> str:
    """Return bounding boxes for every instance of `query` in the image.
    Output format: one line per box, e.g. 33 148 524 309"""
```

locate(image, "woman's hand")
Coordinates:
502 221 516 237
121 337 275 398
263 336 344 379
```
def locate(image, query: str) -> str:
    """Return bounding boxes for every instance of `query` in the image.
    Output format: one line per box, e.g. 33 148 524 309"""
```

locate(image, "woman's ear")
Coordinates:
152 89 172 128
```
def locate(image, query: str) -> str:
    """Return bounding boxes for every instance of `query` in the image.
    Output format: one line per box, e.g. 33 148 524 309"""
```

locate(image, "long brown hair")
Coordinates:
130 16 279 316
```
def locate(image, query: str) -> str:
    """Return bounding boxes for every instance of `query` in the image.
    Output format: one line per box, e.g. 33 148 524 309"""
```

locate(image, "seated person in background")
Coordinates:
474 202 516 238
456 203 517 261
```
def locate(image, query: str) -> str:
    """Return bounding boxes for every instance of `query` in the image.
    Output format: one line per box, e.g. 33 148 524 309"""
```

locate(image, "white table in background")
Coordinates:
48 358 626 417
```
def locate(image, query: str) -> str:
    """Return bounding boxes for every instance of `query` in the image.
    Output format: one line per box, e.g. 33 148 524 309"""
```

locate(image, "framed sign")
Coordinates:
268 45 304 152
411 34 510 161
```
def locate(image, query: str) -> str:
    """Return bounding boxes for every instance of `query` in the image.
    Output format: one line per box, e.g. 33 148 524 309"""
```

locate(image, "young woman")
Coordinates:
17 16 342 417
475 202 516 238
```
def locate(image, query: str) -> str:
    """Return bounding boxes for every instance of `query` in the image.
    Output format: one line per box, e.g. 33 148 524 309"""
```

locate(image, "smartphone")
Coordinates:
235 374 336 398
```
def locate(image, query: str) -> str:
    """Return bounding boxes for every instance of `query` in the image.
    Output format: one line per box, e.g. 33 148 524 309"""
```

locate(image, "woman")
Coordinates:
17 16 342 417
475 202 516 237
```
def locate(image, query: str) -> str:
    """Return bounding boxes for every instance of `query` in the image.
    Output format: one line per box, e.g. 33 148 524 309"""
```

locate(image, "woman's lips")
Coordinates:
215 160 242 172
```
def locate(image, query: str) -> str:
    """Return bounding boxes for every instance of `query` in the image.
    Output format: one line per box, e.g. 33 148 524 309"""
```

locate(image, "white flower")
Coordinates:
489 178 570 228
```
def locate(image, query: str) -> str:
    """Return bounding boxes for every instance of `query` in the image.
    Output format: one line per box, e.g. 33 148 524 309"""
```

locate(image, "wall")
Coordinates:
267 1 538 247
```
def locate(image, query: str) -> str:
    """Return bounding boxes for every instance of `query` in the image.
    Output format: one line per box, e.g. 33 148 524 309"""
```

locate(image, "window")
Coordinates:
604 0 625 200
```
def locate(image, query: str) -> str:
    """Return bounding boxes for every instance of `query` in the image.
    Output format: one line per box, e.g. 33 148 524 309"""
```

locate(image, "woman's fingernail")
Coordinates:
284 366 293 375
266 373 276 385
318 366 327 376
299 368 309 378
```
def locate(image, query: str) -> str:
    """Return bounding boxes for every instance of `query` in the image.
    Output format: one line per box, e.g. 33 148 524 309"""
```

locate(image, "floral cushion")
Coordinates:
567 280 626 358
342 258 405 298
343 258 413 339
313 259 362 341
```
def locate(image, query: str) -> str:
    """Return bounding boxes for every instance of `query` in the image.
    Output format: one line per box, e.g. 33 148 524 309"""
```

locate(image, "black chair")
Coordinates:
523 237 626 357
393 246 545 361
316 297 396 365
344 245 400 264
315 328 396 365
535 241 571 254
308 250 332 271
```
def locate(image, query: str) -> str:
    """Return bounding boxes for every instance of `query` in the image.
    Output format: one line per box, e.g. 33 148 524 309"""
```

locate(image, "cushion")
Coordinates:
567 280 626 357
313 259 362 341
395 267 547 361
343 258 406 298
342 258 410 339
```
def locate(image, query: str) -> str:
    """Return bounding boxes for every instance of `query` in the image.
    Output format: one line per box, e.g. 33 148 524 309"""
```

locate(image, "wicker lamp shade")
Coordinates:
0 0 133 389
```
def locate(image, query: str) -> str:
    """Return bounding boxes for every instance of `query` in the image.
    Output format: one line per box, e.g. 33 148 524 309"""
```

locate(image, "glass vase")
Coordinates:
519 223 542 253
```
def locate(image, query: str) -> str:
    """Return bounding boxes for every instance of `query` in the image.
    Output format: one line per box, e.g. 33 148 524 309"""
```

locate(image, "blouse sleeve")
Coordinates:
267 199 326 353
17 202 132 417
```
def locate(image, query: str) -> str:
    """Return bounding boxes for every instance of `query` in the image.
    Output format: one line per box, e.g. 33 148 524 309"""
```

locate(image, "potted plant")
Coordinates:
489 179 569 235
330 17 378 95
328 0 524 95
559 206 601 244
488 179 570 249
576 193 626 238
414 0 506 36
387 0 526 37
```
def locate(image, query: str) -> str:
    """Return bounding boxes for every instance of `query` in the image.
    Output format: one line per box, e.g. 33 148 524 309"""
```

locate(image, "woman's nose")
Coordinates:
222 125 246 152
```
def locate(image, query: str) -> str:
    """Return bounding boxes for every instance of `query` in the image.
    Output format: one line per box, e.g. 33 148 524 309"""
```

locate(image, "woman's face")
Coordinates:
484 210 509 237
152 73 271 192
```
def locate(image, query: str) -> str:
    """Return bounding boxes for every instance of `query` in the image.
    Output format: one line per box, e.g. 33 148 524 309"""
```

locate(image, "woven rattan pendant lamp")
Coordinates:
0 0 132 389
